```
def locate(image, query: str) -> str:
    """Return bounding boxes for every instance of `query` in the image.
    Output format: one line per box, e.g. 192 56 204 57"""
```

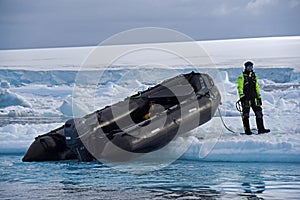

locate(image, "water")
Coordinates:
1 153 299 200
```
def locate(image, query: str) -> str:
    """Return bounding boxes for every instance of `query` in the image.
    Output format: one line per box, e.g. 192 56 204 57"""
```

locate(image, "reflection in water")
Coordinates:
147 185 221 199
239 168 266 200
242 181 265 194
240 181 265 200
1 155 300 200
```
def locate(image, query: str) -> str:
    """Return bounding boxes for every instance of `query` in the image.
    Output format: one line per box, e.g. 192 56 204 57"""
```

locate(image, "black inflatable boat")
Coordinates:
23 72 221 162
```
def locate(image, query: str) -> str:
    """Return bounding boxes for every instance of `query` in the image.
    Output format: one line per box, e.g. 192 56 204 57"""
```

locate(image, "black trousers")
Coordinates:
242 99 264 133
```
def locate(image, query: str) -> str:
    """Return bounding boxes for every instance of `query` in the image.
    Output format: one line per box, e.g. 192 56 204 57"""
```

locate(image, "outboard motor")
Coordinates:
65 118 94 162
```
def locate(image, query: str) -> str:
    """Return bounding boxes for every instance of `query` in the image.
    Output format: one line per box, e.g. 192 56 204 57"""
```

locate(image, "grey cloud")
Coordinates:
0 0 299 49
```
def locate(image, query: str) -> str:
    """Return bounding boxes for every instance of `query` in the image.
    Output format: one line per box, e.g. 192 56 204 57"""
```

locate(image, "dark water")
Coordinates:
1 154 300 200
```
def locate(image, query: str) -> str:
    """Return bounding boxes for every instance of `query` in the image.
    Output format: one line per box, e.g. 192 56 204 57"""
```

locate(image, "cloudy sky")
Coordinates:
0 0 299 49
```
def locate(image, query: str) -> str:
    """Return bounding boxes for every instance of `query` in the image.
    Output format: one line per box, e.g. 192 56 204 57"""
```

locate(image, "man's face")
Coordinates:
246 65 253 72
246 67 253 72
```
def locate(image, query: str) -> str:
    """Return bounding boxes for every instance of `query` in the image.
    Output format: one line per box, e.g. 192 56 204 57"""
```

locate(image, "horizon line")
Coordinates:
1 35 299 51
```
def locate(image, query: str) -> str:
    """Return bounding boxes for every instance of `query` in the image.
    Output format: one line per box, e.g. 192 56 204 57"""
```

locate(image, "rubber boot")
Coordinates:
256 118 270 134
242 117 252 135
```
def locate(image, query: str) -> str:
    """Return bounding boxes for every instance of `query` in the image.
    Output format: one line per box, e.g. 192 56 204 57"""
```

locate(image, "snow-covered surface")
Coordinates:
0 36 299 70
0 36 299 163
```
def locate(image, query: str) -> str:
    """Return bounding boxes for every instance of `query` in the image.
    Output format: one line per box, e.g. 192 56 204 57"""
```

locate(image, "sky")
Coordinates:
0 0 300 50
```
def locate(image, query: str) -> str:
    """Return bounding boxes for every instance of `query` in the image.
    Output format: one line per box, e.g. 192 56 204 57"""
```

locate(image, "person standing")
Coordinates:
237 61 270 135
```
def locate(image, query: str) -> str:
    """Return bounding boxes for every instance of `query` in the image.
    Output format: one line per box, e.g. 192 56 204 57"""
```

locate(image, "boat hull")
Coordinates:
23 72 221 162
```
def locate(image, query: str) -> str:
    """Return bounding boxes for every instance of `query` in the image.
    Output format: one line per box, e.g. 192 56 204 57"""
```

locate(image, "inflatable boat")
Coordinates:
22 72 221 162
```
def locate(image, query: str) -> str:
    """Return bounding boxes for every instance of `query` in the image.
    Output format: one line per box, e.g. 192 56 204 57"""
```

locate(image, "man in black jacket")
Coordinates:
237 61 270 135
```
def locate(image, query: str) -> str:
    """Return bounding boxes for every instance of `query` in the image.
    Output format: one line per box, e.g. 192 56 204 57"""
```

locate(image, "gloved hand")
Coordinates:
257 98 262 106
240 96 246 103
